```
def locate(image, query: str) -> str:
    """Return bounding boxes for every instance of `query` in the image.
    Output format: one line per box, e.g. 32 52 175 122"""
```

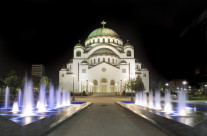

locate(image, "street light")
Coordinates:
72 74 75 101
165 83 169 92
182 81 187 91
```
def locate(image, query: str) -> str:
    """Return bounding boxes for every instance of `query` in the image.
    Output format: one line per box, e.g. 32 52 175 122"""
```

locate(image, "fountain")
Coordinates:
154 90 161 110
178 89 187 115
164 91 172 113
49 84 55 109
4 86 10 109
56 88 62 108
37 83 47 112
142 92 148 107
135 92 139 105
148 91 154 108
12 101 19 112
18 89 22 107
0 77 91 136
22 78 34 116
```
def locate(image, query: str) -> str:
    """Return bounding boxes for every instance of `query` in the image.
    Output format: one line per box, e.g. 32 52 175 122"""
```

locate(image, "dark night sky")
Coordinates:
0 0 207 85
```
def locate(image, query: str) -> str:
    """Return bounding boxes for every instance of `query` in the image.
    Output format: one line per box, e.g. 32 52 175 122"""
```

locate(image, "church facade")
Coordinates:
59 21 149 93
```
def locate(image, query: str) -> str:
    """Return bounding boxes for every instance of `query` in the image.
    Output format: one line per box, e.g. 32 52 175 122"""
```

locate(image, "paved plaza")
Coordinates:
47 94 167 136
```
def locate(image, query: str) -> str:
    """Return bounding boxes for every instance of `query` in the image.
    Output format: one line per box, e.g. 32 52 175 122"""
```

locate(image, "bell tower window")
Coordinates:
76 51 81 57
127 50 131 57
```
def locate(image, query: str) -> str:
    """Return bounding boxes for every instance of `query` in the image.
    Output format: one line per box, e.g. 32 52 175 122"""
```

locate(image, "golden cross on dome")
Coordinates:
78 40 81 44
101 20 106 28
127 40 129 43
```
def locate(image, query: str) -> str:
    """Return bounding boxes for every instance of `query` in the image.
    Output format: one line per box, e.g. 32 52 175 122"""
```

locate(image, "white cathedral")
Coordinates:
59 21 149 94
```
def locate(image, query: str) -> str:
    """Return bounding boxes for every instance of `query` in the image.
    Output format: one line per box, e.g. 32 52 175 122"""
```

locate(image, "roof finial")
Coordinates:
101 20 106 28
127 40 129 43
78 40 81 44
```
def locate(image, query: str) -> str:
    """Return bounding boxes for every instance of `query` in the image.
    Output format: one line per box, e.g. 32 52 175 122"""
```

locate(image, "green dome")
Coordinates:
91 48 116 56
88 28 119 38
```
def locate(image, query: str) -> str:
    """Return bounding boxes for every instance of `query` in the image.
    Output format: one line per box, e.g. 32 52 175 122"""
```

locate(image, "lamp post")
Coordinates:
182 81 187 91
72 74 75 101
165 83 169 92
86 80 88 94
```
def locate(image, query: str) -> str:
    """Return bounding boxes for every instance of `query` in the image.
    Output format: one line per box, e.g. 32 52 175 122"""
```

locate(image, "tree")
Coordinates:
0 79 5 88
123 80 131 92
40 76 51 91
159 81 165 92
131 76 145 92
4 70 21 94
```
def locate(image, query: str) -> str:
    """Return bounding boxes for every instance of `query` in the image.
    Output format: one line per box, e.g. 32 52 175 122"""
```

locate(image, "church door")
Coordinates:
110 80 115 93
93 80 98 93
101 78 107 93
101 85 107 93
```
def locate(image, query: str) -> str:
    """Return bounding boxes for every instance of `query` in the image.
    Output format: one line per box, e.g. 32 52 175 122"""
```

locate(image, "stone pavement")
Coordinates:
47 94 167 136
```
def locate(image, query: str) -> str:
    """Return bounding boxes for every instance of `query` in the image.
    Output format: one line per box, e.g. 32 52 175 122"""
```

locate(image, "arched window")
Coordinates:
93 80 98 85
93 39 95 43
101 78 107 83
110 80 115 85
112 59 114 63
103 58 105 62
127 50 131 57
103 38 105 43
76 51 81 57
98 58 100 62
108 58 110 62
94 58 96 63
98 38 100 43
91 60 92 64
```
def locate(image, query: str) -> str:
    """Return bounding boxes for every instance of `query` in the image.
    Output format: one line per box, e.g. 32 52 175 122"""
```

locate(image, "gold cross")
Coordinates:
79 40 81 44
101 20 106 28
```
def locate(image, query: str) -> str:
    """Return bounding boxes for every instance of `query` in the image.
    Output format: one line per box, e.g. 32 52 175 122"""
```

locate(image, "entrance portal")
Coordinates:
101 78 107 93
110 80 115 93
93 80 98 93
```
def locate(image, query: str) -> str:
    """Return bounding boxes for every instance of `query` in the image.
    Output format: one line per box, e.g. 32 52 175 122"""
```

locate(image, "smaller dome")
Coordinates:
74 40 84 47
120 60 127 65
61 64 66 70
91 48 116 56
124 40 133 47
81 60 88 64
68 59 73 63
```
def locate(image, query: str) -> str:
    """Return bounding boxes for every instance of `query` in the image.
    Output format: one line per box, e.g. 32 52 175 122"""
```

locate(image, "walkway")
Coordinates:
47 95 167 136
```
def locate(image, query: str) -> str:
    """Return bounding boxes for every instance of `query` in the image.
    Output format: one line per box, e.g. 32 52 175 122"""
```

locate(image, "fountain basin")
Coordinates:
117 101 207 136
0 102 92 136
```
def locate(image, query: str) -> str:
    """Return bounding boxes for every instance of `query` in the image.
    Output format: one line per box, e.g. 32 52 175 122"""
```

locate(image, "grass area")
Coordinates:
188 95 207 100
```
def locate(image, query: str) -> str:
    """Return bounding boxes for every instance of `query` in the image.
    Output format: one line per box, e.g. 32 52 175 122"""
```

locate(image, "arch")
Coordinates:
108 58 110 63
93 80 98 85
76 51 81 57
127 50 131 57
101 78 107 83
110 80 115 85
103 58 105 62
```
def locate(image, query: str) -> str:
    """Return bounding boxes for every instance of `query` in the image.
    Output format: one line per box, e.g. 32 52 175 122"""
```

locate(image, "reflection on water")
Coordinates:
123 101 207 127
